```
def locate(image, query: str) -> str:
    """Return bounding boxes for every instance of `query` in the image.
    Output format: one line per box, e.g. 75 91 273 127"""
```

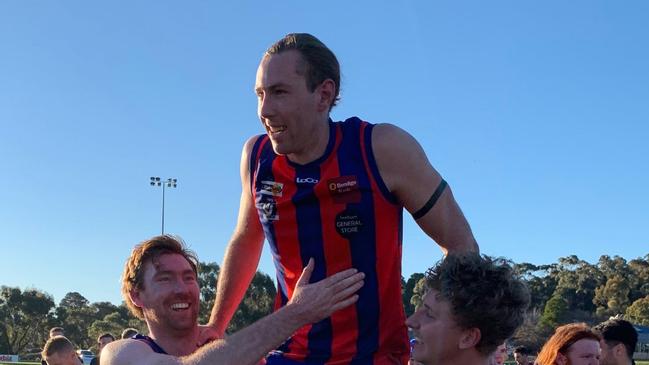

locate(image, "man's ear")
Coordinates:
613 342 626 358
129 288 144 308
316 79 336 112
458 327 481 350
555 352 567 365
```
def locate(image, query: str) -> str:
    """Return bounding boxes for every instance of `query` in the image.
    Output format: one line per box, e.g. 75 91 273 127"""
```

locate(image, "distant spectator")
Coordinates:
49 327 65 338
594 318 638 365
42 336 79 365
120 328 138 339
490 342 508 365
536 323 600 365
514 346 533 365
406 254 530 365
89 333 115 365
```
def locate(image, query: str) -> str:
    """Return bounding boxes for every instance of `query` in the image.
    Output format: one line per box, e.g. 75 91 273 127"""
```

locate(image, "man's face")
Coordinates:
44 350 78 365
514 351 528 365
97 336 114 353
405 290 467 365
131 253 199 333
255 50 327 160
493 343 507 365
560 339 600 365
598 340 622 365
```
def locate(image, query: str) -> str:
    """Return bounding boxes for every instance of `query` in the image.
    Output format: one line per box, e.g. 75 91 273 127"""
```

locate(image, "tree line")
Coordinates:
2 254 649 359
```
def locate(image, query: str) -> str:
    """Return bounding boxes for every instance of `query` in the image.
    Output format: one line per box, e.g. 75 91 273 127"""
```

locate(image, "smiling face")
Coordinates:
130 253 199 333
559 339 600 365
255 50 333 164
405 290 468 365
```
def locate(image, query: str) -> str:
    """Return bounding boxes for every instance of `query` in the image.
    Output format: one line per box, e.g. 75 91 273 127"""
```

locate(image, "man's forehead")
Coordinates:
146 253 194 273
256 51 304 87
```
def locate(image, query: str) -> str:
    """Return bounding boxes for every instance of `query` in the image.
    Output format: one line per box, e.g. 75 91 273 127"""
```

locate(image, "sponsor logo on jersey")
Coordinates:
328 175 361 203
296 177 319 184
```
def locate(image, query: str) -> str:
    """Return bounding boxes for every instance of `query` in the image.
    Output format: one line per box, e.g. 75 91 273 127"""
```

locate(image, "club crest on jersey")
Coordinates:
328 175 361 204
259 180 283 197
255 194 279 221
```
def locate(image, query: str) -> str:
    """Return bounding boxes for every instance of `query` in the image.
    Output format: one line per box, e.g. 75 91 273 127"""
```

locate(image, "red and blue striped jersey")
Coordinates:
250 117 409 365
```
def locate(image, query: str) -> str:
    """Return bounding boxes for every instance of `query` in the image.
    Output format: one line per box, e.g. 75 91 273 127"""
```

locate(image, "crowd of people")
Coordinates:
40 33 642 365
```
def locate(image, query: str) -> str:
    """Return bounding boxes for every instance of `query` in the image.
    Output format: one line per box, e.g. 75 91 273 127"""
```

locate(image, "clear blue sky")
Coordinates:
1 1 647 306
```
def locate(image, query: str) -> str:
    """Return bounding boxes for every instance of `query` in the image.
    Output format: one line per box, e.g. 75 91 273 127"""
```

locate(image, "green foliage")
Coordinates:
625 295 649 325
0 286 55 355
198 261 220 324
409 276 427 311
539 293 569 330
227 271 276 333
402 273 424 317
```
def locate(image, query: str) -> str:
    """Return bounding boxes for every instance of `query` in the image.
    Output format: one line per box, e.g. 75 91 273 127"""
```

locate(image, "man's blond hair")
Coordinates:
41 335 74 359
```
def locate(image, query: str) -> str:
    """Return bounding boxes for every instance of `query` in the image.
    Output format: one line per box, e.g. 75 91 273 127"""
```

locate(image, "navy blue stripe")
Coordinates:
293 162 330 365
249 135 267 195
337 118 380 364
254 141 293 354
362 123 398 204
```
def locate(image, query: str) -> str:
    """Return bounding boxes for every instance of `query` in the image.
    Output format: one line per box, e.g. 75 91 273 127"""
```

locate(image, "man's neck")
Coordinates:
286 116 330 165
146 324 200 356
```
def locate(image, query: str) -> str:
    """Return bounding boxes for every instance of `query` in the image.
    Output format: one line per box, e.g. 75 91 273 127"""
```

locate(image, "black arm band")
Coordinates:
412 179 448 220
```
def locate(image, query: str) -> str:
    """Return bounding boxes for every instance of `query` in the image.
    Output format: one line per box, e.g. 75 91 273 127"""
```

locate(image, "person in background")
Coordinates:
90 333 115 365
594 318 638 365
121 328 139 340
514 346 533 365
535 323 600 365
41 336 81 365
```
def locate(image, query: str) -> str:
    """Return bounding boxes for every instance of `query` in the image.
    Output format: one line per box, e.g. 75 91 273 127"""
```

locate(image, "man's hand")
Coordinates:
197 325 223 347
287 258 364 324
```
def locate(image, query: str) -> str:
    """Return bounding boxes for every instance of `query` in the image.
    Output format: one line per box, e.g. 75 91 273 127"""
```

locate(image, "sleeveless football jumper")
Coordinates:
250 117 409 365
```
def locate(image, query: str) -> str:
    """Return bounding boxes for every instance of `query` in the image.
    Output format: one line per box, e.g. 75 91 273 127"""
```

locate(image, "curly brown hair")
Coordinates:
425 254 530 356
121 235 199 319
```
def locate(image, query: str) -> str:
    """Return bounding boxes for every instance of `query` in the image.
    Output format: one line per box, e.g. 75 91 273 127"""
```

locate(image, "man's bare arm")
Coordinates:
372 123 478 254
102 260 364 365
207 137 265 337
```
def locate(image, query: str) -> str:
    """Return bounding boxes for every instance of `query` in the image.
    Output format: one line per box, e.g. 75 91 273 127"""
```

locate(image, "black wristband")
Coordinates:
412 179 448 220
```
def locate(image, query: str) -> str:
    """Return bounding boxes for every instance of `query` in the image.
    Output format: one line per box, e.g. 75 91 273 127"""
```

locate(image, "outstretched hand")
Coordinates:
287 258 364 324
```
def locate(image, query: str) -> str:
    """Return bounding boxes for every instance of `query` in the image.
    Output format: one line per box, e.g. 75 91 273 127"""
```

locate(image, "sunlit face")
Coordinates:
44 350 79 365
560 339 600 365
493 343 507 365
405 290 466 365
131 253 199 333
255 50 329 163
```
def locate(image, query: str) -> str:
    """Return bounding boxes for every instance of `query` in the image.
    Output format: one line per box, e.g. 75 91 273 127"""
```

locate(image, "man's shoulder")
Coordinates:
101 338 156 365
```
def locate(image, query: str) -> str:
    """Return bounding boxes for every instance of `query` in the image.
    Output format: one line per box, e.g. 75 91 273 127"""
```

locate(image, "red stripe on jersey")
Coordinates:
270 156 309 362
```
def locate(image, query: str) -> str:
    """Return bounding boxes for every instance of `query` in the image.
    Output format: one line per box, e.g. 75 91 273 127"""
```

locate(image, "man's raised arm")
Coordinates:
372 123 478 254
206 137 265 339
